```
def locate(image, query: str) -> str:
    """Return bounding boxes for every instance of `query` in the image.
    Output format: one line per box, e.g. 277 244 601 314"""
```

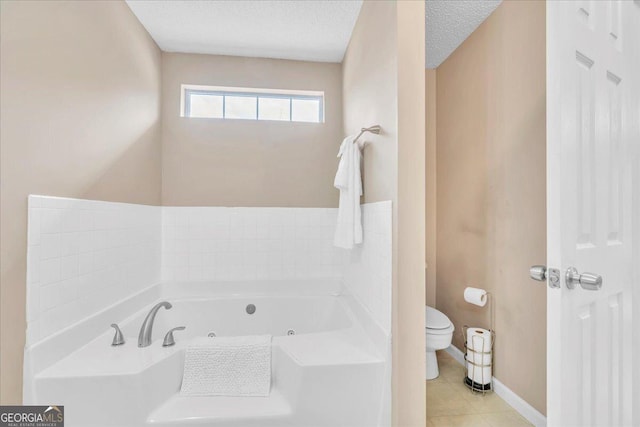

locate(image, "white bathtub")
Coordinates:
26 281 388 427
133 295 352 339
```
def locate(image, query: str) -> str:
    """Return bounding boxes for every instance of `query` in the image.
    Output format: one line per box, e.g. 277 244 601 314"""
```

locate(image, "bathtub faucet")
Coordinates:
138 301 172 347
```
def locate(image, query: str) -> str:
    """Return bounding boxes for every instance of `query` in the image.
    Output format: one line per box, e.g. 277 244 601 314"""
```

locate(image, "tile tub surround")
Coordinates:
24 198 393 425
162 202 393 335
26 197 393 347
342 201 392 336
162 207 344 281
23 196 392 426
342 201 393 425
26 196 161 345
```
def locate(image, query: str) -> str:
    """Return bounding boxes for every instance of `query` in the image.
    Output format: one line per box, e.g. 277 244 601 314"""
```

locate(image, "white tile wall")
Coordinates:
26 196 161 345
26 197 392 345
162 207 344 281
342 201 393 336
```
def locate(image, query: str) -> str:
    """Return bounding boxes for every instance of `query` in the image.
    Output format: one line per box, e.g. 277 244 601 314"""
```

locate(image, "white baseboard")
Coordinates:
444 346 547 427
444 343 466 365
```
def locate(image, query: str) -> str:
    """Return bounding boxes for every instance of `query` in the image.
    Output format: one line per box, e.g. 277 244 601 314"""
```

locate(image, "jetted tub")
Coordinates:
26 281 389 427
135 295 353 339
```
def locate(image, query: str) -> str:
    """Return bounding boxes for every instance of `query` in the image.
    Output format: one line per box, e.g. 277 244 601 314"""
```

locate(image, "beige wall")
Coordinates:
0 0 162 403
425 70 437 307
161 53 343 207
2 2 427 423
396 2 426 424
344 1 426 425
435 0 546 414
342 3 397 205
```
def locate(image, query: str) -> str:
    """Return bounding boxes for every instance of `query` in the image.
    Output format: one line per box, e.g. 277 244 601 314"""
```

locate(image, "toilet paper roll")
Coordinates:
466 327 492 385
466 360 492 385
466 328 492 364
464 287 487 307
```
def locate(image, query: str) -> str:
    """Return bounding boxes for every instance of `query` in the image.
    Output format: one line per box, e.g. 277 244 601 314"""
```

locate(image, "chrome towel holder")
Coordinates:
352 125 381 145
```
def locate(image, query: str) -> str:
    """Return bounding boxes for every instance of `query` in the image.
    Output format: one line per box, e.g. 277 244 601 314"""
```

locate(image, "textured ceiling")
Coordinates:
425 0 502 68
125 0 363 63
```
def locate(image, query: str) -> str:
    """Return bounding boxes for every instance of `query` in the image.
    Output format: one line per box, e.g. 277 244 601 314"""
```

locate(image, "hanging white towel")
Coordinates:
180 335 272 397
334 136 363 249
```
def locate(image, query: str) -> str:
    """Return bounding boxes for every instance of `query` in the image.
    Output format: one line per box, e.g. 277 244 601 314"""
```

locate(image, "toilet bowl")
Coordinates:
425 306 454 380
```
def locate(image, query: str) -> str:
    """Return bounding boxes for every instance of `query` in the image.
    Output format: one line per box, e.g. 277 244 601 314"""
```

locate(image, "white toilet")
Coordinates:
425 305 454 380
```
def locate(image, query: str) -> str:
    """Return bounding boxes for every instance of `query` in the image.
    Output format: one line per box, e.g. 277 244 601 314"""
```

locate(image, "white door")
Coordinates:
546 1 639 426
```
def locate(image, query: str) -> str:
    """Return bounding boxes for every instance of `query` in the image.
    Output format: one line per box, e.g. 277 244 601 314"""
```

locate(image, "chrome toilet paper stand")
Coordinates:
462 292 494 395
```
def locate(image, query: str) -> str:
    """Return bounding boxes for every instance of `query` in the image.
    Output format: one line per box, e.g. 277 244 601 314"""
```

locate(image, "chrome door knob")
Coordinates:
565 267 603 291
529 265 561 289
529 265 547 281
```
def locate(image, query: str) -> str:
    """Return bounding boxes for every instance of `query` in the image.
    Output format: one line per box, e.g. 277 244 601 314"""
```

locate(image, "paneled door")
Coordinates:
546 1 639 426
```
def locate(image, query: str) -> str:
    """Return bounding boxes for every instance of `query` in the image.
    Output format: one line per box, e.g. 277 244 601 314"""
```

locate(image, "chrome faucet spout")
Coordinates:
138 301 172 347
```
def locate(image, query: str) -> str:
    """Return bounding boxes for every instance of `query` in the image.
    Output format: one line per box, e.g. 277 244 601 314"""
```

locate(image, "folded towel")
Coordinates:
334 136 363 249
180 335 272 397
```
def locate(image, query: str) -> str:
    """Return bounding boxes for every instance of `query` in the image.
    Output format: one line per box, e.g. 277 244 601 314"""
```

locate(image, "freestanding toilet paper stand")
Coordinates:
462 292 494 394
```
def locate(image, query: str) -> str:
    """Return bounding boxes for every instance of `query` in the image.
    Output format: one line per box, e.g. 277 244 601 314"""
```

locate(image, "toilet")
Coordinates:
425 306 454 380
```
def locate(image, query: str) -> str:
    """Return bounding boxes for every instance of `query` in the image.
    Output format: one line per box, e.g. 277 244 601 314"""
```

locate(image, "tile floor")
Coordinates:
426 351 533 427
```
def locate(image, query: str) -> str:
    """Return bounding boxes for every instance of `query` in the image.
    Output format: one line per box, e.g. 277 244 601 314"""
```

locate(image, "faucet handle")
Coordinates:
110 323 125 346
162 326 186 347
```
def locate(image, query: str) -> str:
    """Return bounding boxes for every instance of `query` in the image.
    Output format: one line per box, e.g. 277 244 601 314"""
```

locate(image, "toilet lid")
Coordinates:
425 306 452 330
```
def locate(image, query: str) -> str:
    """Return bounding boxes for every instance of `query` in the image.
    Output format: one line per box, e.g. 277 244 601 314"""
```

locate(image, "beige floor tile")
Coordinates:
429 354 464 385
426 374 450 387
445 378 474 394
426 351 533 426
437 351 456 362
427 395 478 418
460 390 516 414
481 411 532 427
427 386 453 403
428 414 492 427
438 364 465 384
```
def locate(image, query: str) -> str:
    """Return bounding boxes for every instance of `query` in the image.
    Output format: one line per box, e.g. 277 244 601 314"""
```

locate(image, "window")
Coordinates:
182 85 324 123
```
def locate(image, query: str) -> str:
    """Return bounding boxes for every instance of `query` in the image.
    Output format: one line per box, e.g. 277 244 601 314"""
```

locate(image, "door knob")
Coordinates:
529 265 561 289
530 265 547 281
565 267 602 291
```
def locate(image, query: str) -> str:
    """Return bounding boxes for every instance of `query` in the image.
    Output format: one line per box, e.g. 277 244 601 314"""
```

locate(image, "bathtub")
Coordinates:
136 295 353 339
26 281 388 427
